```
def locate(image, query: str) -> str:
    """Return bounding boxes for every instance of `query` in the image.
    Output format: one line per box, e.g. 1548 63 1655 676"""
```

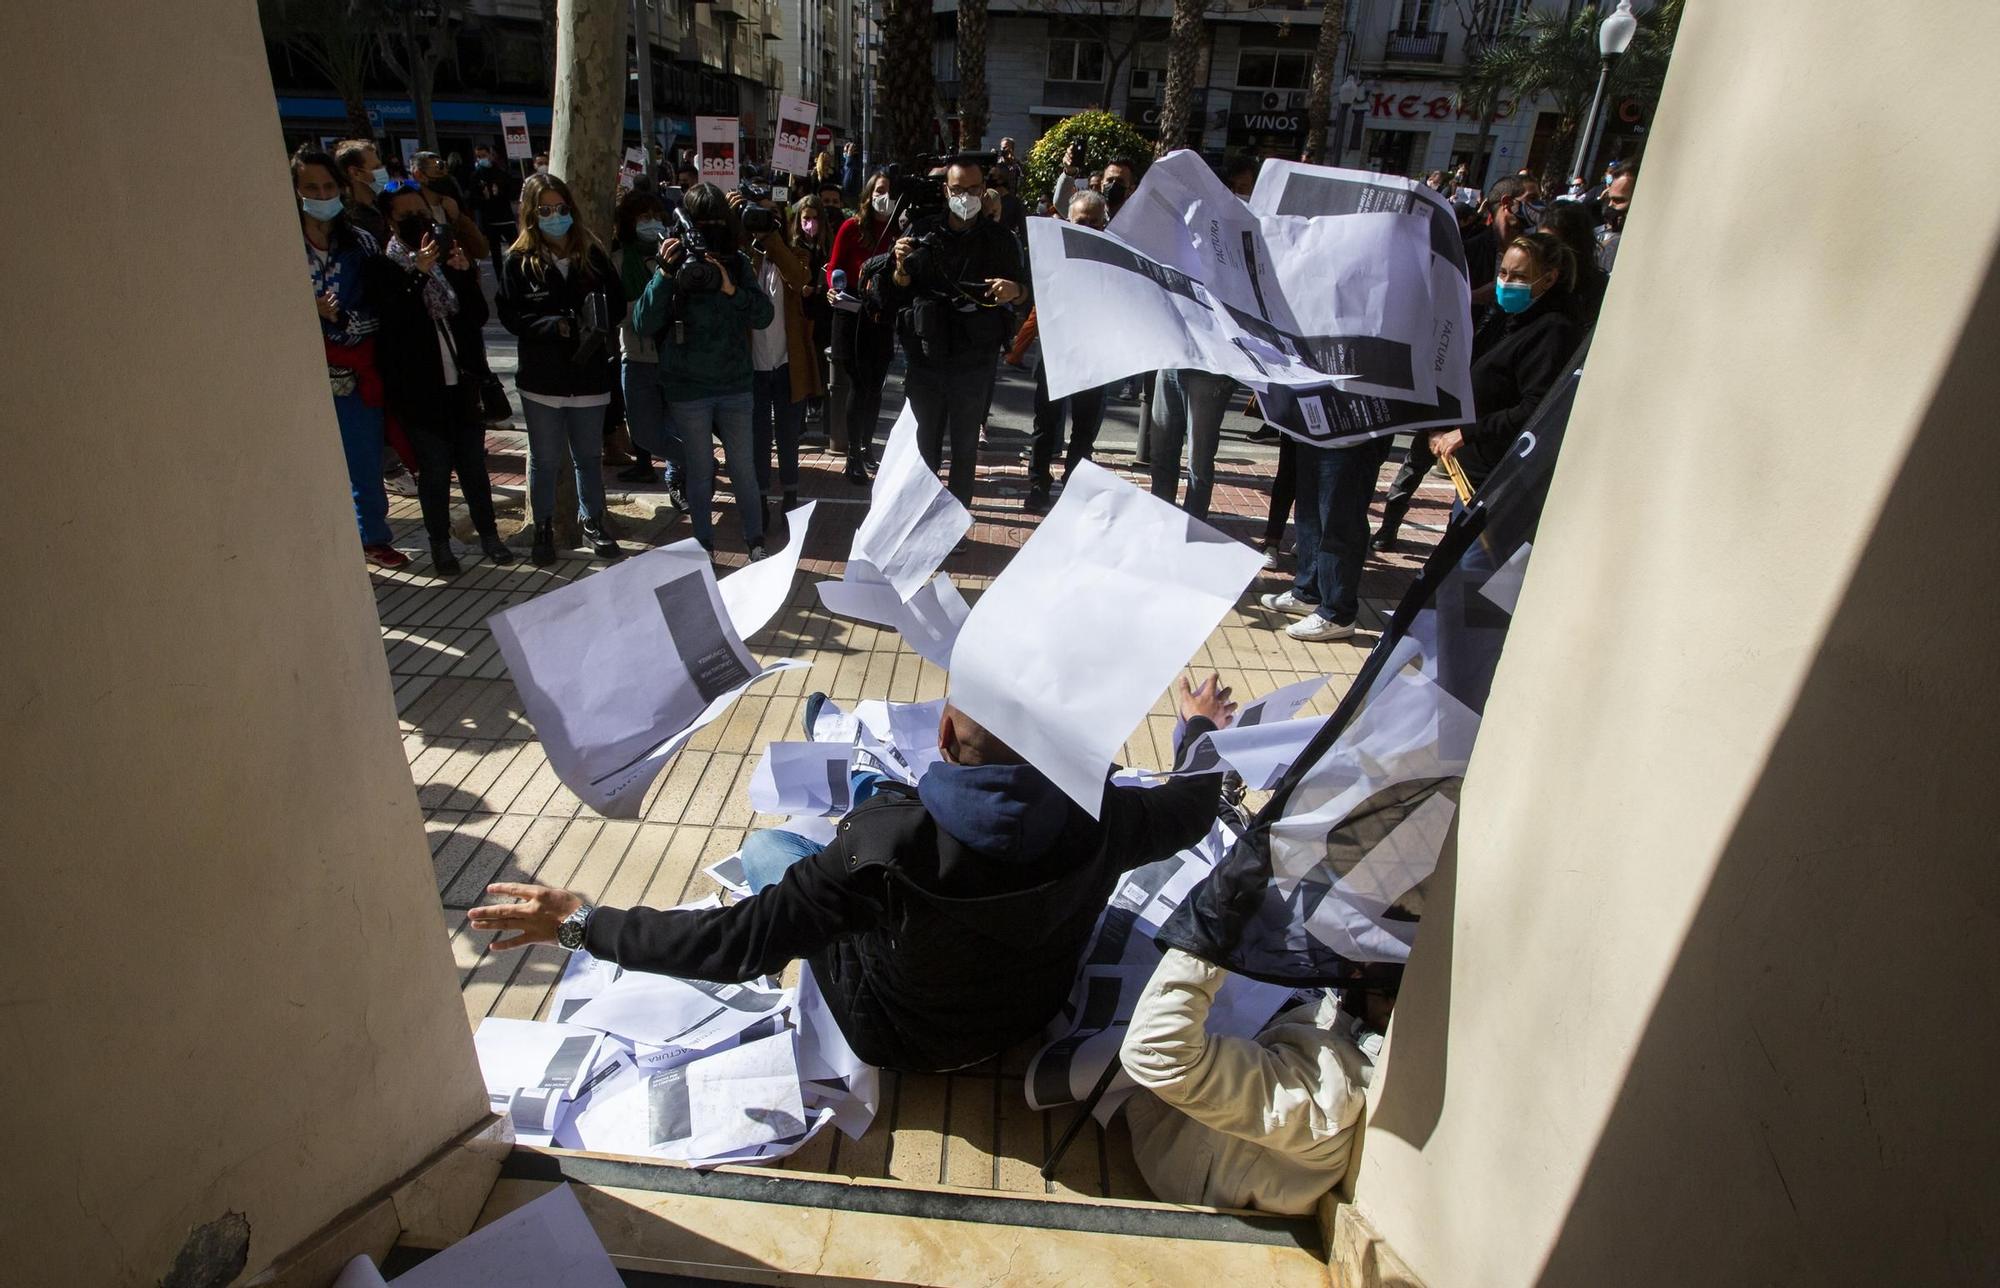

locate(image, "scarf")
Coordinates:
384 236 459 323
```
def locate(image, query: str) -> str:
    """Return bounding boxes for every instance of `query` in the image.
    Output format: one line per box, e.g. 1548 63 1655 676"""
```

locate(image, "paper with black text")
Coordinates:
1168 673 1329 774
565 969 789 1050
748 741 854 816
490 544 789 816
947 462 1262 816
849 405 970 600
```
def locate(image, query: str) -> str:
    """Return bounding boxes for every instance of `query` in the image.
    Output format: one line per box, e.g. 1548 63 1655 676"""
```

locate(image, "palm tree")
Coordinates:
1301 0 1348 164
1468 0 1682 188
259 0 380 142
880 0 938 160
956 0 990 149
1151 0 1206 155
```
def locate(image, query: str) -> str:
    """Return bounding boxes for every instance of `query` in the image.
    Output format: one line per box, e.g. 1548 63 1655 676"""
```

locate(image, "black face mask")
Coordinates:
1102 179 1128 207
394 214 433 250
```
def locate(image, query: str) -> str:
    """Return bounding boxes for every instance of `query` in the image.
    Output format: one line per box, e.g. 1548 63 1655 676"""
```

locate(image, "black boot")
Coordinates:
1024 483 1050 514
845 452 870 485
479 531 516 566
1369 525 1398 553
782 489 799 513
430 539 462 576
531 519 556 567
582 513 621 559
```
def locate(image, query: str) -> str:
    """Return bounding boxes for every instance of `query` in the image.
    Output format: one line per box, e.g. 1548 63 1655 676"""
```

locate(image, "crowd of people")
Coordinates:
295 132 1628 621
300 133 1631 1217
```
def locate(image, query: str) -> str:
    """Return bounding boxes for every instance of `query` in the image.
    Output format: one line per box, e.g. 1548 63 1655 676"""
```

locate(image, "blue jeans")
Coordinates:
751 364 804 494
522 399 610 526
1149 368 1233 520
668 392 761 548
333 392 393 546
1290 437 1392 626
739 770 891 892
621 359 682 485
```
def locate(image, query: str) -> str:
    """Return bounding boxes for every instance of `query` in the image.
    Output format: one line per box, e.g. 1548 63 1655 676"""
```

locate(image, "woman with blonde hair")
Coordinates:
497 173 626 566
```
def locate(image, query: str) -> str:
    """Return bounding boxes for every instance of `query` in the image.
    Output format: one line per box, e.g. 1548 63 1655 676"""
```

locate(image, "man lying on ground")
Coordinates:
471 674 1238 1071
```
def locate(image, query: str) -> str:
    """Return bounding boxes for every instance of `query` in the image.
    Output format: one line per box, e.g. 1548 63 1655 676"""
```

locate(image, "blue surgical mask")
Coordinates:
301 194 345 221
1494 280 1537 314
370 167 390 193
634 219 666 243
538 211 574 237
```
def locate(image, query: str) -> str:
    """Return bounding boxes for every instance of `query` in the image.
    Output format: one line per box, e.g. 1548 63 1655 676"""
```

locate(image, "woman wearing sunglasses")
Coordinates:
497 174 626 566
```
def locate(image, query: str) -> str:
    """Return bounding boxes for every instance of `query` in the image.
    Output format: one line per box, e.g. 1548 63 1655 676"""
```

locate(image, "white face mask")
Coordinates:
948 190 981 221
535 164 550 177
369 167 389 193
870 192 891 216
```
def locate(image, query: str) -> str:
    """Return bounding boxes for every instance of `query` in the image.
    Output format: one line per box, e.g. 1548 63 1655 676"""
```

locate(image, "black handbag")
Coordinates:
478 370 514 422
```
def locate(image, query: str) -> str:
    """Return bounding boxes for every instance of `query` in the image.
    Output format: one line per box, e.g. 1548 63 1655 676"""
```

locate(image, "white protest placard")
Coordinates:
771 95 819 178
695 116 739 188
619 145 647 192
499 110 532 161
946 462 1263 817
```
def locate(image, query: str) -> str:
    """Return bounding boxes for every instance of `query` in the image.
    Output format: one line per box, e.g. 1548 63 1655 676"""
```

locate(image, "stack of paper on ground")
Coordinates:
947 460 1263 815
815 406 972 670
333 1184 620 1288
470 895 880 1166
1025 815 1295 1124
487 505 816 817
1028 151 1472 447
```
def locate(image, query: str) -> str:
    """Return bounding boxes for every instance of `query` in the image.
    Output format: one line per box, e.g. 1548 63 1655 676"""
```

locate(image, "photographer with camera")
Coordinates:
631 183 777 559
374 180 513 576
498 174 627 566
873 154 1025 507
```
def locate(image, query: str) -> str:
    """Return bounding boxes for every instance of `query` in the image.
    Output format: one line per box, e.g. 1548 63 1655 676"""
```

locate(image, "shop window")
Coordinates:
1236 48 1308 89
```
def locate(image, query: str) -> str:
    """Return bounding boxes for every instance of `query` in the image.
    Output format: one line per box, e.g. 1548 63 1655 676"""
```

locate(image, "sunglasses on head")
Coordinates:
382 178 425 195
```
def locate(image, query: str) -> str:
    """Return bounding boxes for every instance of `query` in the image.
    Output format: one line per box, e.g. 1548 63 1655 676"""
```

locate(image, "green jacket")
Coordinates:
631 249 774 400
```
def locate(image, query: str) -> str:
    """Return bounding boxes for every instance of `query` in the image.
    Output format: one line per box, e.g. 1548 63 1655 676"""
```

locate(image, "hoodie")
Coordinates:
585 719 1220 1071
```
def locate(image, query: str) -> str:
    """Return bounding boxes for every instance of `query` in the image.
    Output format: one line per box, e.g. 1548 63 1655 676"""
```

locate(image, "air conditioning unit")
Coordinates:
1130 68 1159 93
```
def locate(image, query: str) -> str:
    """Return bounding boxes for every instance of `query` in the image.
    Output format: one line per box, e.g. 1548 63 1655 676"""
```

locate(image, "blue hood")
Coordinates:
918 759 1073 863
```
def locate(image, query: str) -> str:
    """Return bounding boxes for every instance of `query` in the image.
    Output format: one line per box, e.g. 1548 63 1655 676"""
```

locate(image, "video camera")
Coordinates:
885 151 1000 223
735 169 785 235
667 206 723 294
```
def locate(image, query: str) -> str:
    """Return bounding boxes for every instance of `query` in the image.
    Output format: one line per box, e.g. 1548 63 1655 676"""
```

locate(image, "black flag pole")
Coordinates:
1040 1054 1123 1181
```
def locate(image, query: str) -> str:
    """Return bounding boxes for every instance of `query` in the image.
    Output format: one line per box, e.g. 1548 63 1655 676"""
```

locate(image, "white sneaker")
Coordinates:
1287 614 1356 642
1261 546 1279 571
748 545 769 562
1259 589 1316 616
384 471 419 497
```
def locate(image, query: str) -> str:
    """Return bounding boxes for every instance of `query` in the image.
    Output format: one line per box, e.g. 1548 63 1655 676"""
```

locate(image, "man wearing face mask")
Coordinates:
468 673 1239 1072
335 139 391 243
1595 164 1636 273
873 155 1025 506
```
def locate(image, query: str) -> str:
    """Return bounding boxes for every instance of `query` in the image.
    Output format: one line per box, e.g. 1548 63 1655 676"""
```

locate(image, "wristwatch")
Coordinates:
556 902 594 952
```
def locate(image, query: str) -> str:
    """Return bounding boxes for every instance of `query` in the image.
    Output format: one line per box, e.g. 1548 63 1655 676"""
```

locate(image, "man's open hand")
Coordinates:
468 882 582 951
1177 672 1237 729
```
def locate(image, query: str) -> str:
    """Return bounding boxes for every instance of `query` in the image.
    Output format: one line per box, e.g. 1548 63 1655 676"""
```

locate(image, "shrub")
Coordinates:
1024 110 1153 208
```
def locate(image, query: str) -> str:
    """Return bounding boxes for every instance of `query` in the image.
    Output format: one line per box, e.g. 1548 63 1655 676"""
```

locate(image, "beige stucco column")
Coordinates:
0 4 489 1283
1351 2 2000 1284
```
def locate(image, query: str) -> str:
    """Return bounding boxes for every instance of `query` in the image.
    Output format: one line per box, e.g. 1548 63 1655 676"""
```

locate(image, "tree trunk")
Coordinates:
1302 0 1347 165
1153 0 1206 156
343 94 374 143
955 0 989 150
551 0 622 549
880 0 936 162
414 56 439 151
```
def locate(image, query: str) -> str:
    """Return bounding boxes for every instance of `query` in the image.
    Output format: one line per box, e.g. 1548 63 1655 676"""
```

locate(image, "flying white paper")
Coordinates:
332 1256 387 1288
816 572 970 670
947 462 1262 816
388 1184 622 1288
565 970 789 1050
848 405 970 600
1173 715 1331 791
489 544 802 816
747 740 854 816
717 503 816 641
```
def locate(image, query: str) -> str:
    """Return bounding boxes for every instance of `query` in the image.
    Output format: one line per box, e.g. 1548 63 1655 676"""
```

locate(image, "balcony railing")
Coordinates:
1383 28 1447 63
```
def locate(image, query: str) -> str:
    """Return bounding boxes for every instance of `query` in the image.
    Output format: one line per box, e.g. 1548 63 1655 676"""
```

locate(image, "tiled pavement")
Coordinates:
381 334 1456 1201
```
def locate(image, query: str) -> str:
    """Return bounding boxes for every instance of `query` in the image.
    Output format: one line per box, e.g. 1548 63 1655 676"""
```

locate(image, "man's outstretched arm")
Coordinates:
1103 673 1239 869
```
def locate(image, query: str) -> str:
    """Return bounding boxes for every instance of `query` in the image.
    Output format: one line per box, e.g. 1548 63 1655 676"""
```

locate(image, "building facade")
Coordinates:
925 0 1615 187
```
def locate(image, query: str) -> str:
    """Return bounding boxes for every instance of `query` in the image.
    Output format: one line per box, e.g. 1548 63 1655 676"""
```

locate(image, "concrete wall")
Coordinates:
0 4 489 1284
1353 2 2000 1284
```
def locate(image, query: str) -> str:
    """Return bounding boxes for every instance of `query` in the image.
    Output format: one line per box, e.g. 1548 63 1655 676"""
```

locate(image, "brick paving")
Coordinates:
381 321 1457 1200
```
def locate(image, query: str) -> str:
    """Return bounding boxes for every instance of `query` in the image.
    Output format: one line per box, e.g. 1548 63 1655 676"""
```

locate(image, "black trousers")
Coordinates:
1376 434 1436 538
1029 364 1108 488
1263 434 1298 549
406 398 500 546
906 360 995 507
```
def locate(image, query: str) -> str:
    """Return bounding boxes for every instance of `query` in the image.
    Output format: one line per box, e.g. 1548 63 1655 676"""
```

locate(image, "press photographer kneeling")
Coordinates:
871 153 1024 507
632 183 777 558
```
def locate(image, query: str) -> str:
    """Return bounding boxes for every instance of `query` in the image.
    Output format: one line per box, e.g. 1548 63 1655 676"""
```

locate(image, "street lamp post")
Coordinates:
1334 75 1365 167
1571 0 1638 183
